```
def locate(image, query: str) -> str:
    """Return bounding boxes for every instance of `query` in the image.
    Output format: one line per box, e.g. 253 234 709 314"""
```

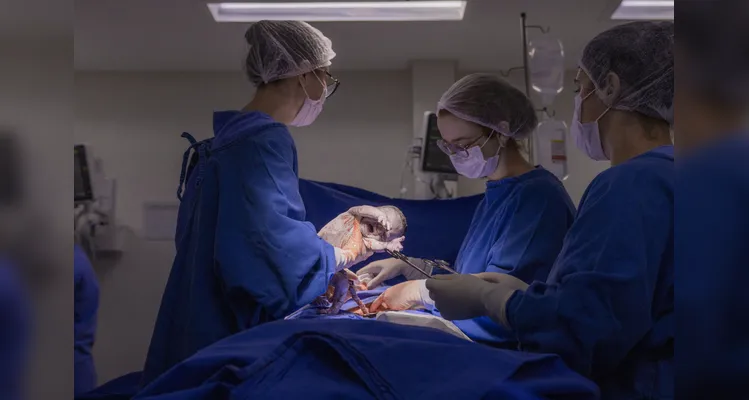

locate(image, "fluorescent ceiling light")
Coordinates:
207 1 467 22
611 0 673 20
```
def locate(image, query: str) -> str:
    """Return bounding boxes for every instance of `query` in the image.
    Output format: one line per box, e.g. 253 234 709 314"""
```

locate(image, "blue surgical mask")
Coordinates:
570 90 610 161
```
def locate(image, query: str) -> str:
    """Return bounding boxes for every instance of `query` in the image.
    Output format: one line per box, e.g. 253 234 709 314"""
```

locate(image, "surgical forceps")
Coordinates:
385 250 459 278
423 259 459 275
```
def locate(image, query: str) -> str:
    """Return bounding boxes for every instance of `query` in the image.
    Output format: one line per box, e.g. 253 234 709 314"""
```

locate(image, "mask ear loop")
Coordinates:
581 89 611 123
299 71 328 101
494 120 521 157
316 72 328 100
595 107 612 122
298 74 311 99
495 135 510 157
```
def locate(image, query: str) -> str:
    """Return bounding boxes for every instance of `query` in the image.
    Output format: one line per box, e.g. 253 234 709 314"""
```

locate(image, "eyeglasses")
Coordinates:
324 71 340 99
436 131 495 158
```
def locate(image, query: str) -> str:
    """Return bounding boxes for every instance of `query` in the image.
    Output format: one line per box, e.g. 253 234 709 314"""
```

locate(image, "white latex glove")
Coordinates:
356 257 433 289
347 205 391 232
334 247 374 272
362 236 405 253
368 280 434 312
425 272 529 328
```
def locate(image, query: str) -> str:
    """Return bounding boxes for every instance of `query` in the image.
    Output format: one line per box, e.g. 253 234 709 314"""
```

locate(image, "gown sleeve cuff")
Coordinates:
505 289 524 331
416 279 436 311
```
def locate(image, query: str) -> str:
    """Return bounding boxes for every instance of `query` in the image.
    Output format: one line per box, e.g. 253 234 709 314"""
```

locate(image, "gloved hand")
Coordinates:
362 236 405 253
347 205 392 232
425 272 529 328
334 247 374 272
369 280 432 312
357 257 432 289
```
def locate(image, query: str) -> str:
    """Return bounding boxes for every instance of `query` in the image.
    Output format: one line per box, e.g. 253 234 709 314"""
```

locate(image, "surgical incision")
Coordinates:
316 205 407 315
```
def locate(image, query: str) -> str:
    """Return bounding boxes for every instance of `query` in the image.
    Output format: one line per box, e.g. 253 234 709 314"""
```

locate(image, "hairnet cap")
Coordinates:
437 73 538 139
244 21 336 86
580 21 674 125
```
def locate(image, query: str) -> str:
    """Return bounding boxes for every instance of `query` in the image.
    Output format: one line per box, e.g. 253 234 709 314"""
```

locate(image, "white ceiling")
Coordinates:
74 0 625 72
0 0 71 40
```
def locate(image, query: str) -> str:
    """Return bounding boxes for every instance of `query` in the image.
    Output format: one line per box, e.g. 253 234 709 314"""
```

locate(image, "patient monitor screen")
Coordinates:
75 145 94 203
0 134 20 206
421 113 457 174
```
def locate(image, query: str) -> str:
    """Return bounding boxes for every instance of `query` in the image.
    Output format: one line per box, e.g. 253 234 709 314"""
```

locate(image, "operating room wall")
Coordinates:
74 69 608 383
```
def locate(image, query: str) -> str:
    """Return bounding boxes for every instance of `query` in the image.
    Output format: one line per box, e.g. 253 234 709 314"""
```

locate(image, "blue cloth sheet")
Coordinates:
135 319 599 400
76 372 142 400
507 146 674 399
298 179 483 266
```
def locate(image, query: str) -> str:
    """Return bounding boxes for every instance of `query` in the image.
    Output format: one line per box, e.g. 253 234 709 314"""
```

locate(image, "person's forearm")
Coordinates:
334 247 353 271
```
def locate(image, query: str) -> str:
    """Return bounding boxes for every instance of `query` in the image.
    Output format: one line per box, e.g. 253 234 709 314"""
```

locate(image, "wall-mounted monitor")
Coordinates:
74 144 94 203
420 112 457 174
0 133 21 206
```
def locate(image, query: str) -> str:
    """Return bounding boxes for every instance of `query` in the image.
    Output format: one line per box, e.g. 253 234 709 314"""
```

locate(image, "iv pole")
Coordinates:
513 13 551 165
520 13 532 101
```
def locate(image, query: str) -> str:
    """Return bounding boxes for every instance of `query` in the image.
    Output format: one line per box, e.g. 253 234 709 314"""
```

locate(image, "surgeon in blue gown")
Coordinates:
426 22 675 399
676 2 749 398
359 74 576 344
0 256 30 399
142 21 381 385
74 244 99 396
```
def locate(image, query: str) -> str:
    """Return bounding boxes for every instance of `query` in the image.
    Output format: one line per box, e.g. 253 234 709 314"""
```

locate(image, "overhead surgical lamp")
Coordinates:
611 0 674 20
207 1 467 22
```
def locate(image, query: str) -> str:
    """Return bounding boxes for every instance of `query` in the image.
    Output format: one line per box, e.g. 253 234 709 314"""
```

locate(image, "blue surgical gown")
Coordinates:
142 111 336 385
506 145 674 399
75 244 100 396
0 257 30 400
676 135 749 399
449 168 576 344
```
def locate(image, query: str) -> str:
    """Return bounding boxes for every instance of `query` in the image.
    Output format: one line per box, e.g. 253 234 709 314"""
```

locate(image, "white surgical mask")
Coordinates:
448 131 502 179
570 90 610 161
289 73 327 127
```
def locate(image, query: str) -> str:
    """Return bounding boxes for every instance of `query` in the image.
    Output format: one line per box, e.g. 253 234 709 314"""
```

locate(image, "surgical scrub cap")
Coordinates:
437 73 538 139
244 21 336 85
580 21 674 125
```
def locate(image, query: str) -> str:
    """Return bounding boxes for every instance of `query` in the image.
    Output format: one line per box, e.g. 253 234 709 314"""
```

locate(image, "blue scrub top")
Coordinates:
677 135 749 399
0 257 30 400
142 111 336 385
450 168 576 344
507 145 674 399
74 244 99 396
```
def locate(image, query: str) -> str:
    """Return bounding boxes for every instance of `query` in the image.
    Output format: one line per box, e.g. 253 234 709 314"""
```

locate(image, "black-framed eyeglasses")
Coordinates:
436 132 495 158
324 71 340 99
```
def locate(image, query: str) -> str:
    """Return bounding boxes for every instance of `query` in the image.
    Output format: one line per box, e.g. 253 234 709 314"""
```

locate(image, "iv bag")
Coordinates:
534 117 568 181
528 36 565 107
